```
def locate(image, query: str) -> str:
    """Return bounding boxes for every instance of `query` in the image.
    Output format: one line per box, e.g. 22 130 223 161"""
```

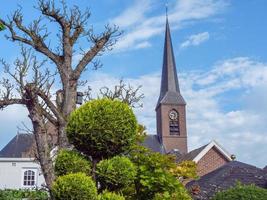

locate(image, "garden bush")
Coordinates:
51 172 97 200
0 189 48 200
54 149 92 176
129 146 192 200
212 183 267 200
96 156 137 191
154 191 192 200
98 190 125 200
66 98 138 160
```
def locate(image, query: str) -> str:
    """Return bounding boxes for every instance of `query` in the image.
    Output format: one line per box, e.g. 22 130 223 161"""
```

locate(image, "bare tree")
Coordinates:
84 79 145 108
0 0 121 191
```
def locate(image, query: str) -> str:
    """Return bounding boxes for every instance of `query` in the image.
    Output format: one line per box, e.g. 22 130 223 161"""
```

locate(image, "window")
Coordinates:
169 120 179 135
23 170 36 186
169 109 180 135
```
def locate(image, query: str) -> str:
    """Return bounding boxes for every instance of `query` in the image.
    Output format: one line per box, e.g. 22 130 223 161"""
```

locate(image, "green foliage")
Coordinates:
98 190 125 200
129 145 191 200
0 23 5 31
154 191 192 200
51 173 97 200
0 189 48 200
169 160 198 181
54 149 92 176
66 98 138 159
96 156 137 191
212 183 267 200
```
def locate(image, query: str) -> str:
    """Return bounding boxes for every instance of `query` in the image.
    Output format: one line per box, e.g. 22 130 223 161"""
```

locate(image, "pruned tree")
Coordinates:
0 0 122 191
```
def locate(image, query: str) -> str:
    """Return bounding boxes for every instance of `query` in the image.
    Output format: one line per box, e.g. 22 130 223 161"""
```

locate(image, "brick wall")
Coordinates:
197 147 229 176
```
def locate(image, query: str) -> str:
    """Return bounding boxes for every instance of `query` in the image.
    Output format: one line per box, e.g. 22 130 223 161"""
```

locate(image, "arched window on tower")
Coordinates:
169 110 179 135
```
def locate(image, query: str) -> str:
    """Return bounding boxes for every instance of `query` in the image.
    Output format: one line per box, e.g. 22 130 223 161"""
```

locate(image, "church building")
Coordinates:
143 16 233 177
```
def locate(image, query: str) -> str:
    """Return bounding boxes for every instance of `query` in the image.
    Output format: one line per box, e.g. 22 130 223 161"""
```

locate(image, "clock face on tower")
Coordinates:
169 110 178 120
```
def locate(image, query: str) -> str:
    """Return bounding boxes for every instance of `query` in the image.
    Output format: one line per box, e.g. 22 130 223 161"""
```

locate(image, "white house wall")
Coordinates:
0 158 45 189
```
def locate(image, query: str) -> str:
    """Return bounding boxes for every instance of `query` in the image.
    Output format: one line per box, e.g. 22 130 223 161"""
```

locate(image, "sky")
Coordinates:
1 0 267 168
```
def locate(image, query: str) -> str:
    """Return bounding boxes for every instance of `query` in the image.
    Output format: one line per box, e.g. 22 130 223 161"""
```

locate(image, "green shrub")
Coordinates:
153 191 192 200
212 183 267 200
54 149 92 176
0 189 48 200
129 146 191 200
51 173 97 200
66 98 138 159
96 156 137 191
98 190 125 200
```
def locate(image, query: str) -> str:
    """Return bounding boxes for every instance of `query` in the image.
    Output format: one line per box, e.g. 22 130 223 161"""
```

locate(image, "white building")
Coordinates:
0 158 45 189
0 134 46 189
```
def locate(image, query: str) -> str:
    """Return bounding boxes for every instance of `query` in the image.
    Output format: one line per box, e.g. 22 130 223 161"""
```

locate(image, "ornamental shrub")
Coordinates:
54 149 92 176
0 189 48 200
98 190 125 200
154 191 192 200
212 183 267 200
129 145 191 200
51 173 97 200
96 156 137 191
66 98 138 159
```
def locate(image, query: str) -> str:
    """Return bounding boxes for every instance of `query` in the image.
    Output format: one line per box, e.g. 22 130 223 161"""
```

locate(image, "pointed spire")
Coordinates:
156 15 186 107
165 3 168 18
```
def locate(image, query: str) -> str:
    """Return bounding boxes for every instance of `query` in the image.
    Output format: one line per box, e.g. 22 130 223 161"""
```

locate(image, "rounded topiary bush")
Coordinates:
51 173 97 200
212 183 267 200
66 98 138 159
98 190 125 200
96 156 137 191
54 149 92 176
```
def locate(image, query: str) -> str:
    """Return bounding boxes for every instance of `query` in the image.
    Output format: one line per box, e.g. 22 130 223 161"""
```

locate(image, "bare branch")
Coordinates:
0 98 25 110
0 11 61 65
73 25 121 79
84 80 144 108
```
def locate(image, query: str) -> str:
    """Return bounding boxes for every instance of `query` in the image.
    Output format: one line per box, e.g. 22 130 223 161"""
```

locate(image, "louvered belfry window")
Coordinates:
170 120 179 135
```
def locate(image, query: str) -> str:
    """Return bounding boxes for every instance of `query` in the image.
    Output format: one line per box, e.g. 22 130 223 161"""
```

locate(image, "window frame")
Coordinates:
169 109 180 135
21 168 38 188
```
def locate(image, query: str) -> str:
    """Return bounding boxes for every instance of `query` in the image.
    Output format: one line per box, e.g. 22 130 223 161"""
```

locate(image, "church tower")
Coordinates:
156 17 188 154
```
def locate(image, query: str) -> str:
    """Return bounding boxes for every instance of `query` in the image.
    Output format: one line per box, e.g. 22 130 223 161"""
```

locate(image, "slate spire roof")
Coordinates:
157 17 186 108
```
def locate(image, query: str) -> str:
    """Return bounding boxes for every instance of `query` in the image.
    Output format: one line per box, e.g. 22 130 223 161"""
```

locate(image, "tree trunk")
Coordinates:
32 119 56 191
25 88 56 194
58 79 78 148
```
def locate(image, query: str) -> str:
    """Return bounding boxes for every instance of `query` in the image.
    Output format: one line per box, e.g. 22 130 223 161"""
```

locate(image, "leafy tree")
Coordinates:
54 149 92 176
51 173 97 200
66 98 138 162
212 183 267 200
98 190 125 200
129 145 192 200
154 191 192 200
96 156 137 191
169 161 198 183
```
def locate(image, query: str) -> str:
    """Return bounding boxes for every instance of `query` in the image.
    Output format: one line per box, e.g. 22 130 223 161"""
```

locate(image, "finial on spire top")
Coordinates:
165 2 168 18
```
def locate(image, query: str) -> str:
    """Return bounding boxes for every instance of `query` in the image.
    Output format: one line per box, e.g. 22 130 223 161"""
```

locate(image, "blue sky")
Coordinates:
1 0 267 168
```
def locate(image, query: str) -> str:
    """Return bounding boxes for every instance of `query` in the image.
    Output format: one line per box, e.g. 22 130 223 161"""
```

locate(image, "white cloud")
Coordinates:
111 0 152 28
112 0 227 52
180 32 210 49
